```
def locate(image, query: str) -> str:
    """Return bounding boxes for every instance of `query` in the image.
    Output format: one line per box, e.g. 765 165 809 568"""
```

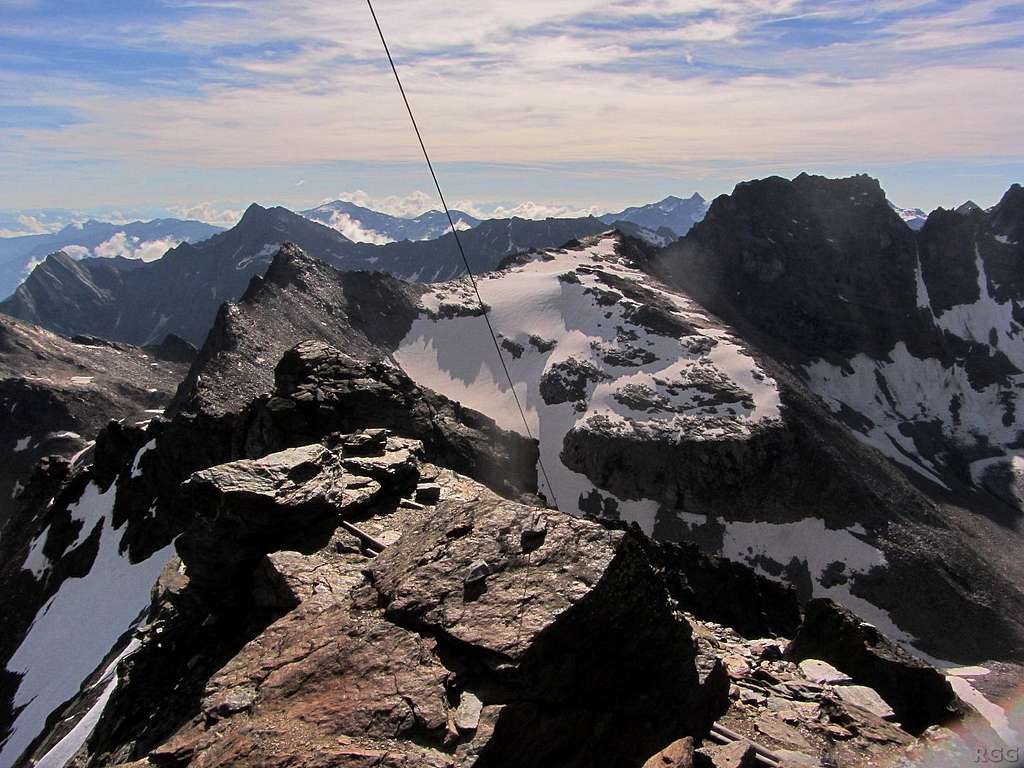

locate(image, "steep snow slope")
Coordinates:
804 228 1024 512
395 234 924 630
0 473 172 768
398 232 779 524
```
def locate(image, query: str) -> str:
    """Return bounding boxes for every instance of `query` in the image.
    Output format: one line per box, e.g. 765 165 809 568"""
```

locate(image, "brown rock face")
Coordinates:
369 490 726 766
77 435 727 768
244 339 540 500
642 737 695 768
786 598 963 734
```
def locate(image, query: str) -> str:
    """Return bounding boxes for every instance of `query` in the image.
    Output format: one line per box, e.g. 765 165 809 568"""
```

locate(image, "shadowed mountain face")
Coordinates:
0 315 192 524
0 204 610 346
652 177 1024 511
168 243 425 418
651 177 1024 663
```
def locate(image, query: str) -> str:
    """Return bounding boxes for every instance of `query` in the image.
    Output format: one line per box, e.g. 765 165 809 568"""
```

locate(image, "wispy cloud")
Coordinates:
331 189 599 220
169 202 242 227
0 0 1021 210
324 210 393 244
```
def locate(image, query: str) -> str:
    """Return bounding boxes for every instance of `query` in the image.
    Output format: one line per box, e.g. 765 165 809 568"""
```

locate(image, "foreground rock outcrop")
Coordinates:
71 435 728 768
0 336 537 767
787 599 966 734
2 333 1004 768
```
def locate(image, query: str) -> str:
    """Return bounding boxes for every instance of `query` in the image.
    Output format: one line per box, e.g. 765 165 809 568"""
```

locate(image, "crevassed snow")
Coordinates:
0 481 173 768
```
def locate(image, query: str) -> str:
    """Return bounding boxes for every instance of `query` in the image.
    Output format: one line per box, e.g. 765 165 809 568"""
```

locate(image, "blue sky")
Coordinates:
0 0 1022 231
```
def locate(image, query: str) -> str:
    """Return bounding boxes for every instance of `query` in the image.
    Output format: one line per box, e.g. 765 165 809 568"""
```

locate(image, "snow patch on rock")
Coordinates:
0 481 173 768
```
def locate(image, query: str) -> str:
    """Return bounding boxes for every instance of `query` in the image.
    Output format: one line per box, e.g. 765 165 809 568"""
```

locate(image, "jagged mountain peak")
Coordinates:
237 201 268 224
955 200 984 216
170 242 422 417
5 175 1024 766
991 183 1024 235
600 193 709 238
258 241 319 284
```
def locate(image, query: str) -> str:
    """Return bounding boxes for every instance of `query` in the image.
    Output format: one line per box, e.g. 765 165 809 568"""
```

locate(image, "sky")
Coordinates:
0 0 1022 233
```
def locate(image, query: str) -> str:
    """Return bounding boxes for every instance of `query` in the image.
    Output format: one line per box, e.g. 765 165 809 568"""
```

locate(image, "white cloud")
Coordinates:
333 190 438 218
325 211 394 244
92 232 133 258
2 0 1022 204
170 202 241 227
133 238 180 261
61 245 91 259
453 200 601 220
333 190 599 221
92 233 179 262
21 257 45 276
0 214 65 237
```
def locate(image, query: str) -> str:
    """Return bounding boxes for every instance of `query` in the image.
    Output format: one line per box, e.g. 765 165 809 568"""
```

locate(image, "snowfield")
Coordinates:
1 478 172 768
396 233 779 529
805 239 1024 497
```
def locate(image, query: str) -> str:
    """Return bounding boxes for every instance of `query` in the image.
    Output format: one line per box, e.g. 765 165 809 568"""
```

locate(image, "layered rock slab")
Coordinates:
78 437 727 768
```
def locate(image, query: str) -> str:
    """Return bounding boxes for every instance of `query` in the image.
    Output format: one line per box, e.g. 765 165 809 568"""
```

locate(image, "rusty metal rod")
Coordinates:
338 519 387 554
709 723 783 767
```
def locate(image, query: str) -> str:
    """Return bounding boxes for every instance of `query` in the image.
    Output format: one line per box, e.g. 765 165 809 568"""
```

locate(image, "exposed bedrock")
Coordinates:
787 599 966 735
81 435 730 768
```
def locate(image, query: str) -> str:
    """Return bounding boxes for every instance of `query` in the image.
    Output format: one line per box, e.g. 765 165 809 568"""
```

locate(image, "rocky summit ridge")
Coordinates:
2 173 1023 768
0 337 991 768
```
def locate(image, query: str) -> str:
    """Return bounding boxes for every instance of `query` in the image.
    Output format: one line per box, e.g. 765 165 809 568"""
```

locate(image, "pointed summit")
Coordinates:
955 200 983 216
601 194 709 237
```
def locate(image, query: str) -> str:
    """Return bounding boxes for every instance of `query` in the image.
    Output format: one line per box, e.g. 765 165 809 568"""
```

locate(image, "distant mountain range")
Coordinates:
0 219 223 300
0 191 945 321
301 200 480 243
303 194 710 245
888 202 928 230
600 193 708 237
0 204 611 346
